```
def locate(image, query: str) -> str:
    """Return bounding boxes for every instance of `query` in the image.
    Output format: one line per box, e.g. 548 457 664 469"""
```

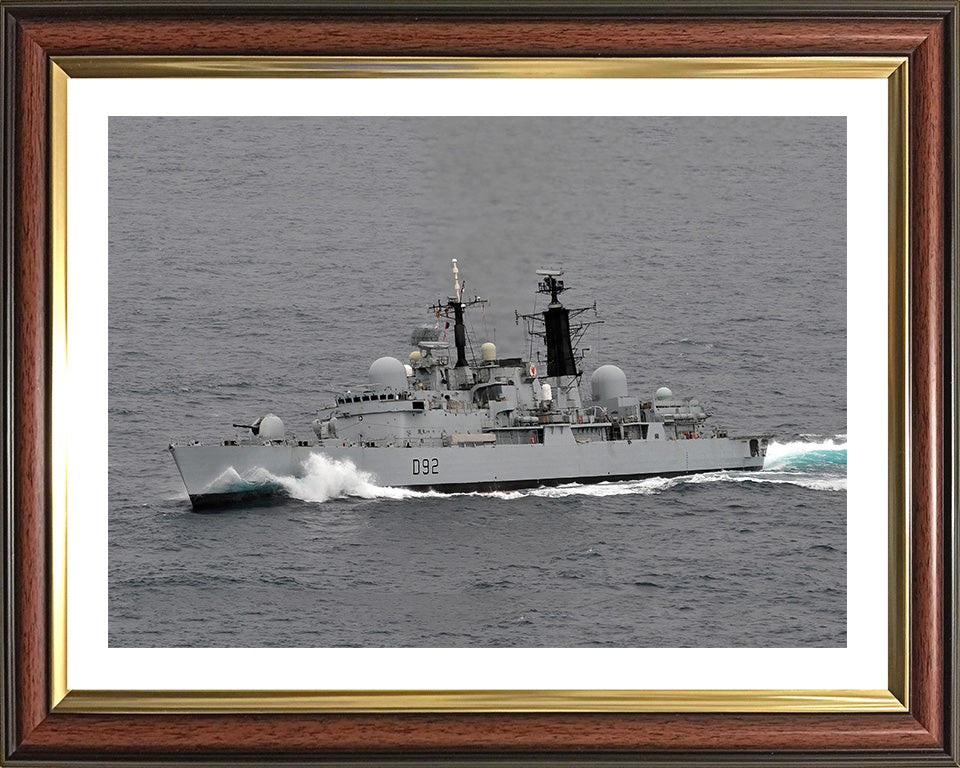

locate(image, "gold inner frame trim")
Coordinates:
54 55 904 79
48 55 909 715
886 60 910 709
56 688 903 714
50 61 69 710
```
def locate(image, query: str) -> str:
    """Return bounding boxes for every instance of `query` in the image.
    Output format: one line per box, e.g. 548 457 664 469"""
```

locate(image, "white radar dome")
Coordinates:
591 365 628 401
655 386 674 401
481 342 497 362
409 350 422 361
368 356 408 392
257 413 284 441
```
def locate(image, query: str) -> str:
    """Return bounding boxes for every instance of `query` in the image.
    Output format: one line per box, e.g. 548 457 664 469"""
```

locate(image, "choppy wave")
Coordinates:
199 455 419 502
206 437 847 504
268 454 427 502
202 466 283 495
686 470 846 493
526 476 682 499
762 438 846 472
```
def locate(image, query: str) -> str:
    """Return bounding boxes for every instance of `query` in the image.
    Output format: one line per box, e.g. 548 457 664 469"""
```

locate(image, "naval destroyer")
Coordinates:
170 261 770 508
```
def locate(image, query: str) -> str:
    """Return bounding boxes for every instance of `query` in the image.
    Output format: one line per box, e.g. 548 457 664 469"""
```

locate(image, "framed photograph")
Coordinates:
2 2 957 766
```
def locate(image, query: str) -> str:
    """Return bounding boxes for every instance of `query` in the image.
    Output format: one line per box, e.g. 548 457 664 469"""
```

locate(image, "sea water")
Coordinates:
108 117 846 647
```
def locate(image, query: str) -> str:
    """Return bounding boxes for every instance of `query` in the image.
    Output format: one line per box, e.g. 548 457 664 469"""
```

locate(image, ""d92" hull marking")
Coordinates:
412 457 439 475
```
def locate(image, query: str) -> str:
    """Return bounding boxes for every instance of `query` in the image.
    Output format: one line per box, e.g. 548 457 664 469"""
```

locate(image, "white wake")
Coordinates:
207 435 847 503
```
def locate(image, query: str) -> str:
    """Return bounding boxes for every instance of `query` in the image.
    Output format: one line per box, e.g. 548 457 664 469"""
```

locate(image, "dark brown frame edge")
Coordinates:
1 2 957 766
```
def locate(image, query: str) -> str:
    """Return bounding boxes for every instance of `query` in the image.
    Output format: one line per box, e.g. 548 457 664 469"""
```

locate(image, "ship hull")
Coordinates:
170 436 765 509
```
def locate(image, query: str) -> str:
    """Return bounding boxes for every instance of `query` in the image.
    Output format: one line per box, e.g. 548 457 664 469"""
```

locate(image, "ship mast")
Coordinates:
537 269 578 378
516 268 601 381
451 259 467 367
431 259 486 369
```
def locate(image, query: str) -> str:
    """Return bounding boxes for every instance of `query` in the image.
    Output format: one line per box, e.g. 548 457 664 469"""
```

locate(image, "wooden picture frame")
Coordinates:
2 2 957 765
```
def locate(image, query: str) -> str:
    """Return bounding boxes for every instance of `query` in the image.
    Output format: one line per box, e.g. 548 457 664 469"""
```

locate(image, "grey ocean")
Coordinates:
108 117 846 648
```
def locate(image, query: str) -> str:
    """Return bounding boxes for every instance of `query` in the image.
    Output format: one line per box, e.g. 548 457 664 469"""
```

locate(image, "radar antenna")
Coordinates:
535 268 565 305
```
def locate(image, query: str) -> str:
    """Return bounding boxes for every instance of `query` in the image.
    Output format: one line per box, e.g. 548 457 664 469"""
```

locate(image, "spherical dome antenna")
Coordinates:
590 365 628 401
368 356 408 392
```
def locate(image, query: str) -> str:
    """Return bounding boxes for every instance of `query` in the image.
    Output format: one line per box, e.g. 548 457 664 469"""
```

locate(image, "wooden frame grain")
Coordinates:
1 2 957 765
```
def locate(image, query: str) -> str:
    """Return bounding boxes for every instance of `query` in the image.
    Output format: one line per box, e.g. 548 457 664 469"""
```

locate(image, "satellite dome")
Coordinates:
655 386 674 401
257 413 284 441
481 342 497 362
591 365 628 401
368 356 408 392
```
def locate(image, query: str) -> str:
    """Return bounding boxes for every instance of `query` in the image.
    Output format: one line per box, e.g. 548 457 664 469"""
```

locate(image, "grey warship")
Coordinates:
170 261 770 508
